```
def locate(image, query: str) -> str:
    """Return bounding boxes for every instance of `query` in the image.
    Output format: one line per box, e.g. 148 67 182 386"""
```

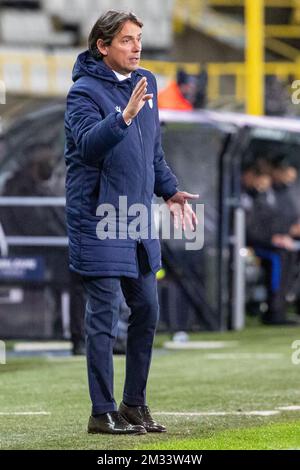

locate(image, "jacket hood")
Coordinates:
72 50 142 84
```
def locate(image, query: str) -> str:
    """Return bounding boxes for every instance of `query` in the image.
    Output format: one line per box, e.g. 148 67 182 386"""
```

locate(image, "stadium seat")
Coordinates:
0 10 75 46
40 0 85 23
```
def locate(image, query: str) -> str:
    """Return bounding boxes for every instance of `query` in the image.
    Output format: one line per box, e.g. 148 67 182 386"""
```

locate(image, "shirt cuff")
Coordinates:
163 188 178 202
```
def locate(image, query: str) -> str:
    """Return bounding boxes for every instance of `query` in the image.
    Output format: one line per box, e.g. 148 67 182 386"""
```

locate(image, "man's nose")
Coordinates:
132 40 142 52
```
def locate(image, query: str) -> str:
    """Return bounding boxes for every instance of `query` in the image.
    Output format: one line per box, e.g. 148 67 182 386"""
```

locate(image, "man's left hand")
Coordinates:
166 191 199 231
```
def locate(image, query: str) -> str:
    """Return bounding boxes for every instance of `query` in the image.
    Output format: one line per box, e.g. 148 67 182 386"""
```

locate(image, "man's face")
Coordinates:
180 79 198 104
272 167 298 186
98 21 142 76
253 174 271 192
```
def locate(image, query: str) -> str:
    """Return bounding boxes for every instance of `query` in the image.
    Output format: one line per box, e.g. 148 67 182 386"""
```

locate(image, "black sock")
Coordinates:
92 411 114 418
123 401 138 407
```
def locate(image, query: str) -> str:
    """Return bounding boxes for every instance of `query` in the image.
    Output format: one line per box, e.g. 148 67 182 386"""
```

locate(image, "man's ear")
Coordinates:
96 39 108 57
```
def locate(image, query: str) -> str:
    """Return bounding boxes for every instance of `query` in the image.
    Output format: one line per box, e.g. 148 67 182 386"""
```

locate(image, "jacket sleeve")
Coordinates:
66 84 129 165
152 77 178 201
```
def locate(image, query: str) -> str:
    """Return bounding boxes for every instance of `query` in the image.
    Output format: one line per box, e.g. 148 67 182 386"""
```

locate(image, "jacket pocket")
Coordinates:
103 154 127 207
82 166 101 215
97 150 114 205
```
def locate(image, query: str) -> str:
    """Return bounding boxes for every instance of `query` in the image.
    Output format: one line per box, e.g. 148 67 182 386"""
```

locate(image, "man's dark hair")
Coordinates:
88 10 143 60
176 69 189 86
242 158 272 176
271 153 292 170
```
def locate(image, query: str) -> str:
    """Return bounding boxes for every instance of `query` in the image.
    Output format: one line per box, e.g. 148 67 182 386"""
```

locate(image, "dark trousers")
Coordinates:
255 247 296 321
82 243 159 415
69 270 85 345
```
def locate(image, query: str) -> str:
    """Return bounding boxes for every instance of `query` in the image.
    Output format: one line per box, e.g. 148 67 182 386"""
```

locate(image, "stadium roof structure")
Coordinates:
159 109 300 135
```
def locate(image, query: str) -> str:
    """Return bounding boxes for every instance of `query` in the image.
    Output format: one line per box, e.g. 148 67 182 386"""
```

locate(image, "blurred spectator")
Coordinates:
270 155 300 318
0 143 86 353
241 159 277 248
1 143 65 235
194 66 208 109
241 159 298 325
270 154 300 238
158 69 194 111
158 67 208 111
265 75 290 116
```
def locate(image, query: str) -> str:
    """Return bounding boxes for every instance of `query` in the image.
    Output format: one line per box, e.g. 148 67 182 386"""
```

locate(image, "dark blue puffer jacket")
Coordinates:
64 51 178 278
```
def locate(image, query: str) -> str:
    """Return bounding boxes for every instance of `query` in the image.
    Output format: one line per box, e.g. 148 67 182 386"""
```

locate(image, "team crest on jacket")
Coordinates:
115 105 122 113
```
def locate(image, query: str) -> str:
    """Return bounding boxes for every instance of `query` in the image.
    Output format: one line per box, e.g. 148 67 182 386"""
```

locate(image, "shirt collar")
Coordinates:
113 70 132 81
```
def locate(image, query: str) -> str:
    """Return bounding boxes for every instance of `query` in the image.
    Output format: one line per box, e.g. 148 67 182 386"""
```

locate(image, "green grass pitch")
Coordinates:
1 323 300 450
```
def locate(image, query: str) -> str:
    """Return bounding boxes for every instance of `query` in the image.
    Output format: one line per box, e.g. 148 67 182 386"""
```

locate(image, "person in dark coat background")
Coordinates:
241 159 297 325
270 155 300 318
271 155 300 236
64 10 198 435
0 143 86 354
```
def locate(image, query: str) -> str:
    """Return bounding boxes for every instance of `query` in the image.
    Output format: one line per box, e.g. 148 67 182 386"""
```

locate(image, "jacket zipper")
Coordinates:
130 77 146 245
136 114 146 206
129 75 146 206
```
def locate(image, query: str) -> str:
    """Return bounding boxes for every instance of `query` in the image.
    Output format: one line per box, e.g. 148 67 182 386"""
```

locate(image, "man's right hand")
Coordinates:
123 77 153 122
289 223 300 238
271 234 295 251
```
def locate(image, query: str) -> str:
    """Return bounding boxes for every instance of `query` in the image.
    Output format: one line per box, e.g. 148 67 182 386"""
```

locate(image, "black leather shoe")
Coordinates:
87 411 146 435
119 401 167 433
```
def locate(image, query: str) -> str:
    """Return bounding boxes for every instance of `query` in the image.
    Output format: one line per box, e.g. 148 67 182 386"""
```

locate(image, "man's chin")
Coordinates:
128 61 140 71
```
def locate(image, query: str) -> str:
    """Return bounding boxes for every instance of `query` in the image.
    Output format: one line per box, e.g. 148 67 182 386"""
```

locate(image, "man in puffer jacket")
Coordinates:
65 10 198 435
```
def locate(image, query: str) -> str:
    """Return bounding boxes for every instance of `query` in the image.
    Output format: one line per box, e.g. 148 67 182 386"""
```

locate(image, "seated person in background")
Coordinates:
265 75 289 116
270 155 300 316
1 143 65 235
270 155 300 239
0 143 86 354
241 159 298 325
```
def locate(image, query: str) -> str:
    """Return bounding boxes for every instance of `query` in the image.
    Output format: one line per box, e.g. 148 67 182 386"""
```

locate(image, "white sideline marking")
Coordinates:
277 406 300 411
0 412 50 416
164 341 239 350
14 342 72 352
205 353 284 360
2 407 300 418
154 411 279 417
